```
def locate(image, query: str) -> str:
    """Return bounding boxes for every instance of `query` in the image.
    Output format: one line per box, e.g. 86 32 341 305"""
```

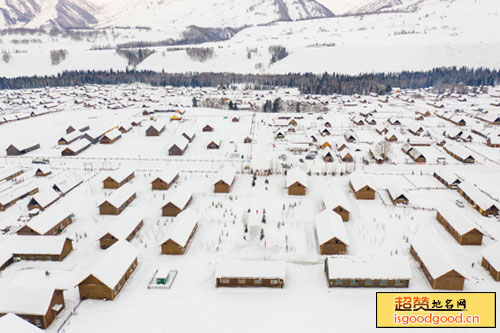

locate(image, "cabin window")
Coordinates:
270 279 278 285
30 256 35 260
366 279 373 286
238 279 246 284
21 256 26 260
221 279 230 284
46 256 51 261
351 279 358 286
336 279 343 286
254 279 262 285
37 256 43 260
395 280 403 286
35 319 42 327
381 280 388 286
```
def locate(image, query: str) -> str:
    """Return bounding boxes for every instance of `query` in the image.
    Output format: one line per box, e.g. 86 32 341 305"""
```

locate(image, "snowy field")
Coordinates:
0 84 500 332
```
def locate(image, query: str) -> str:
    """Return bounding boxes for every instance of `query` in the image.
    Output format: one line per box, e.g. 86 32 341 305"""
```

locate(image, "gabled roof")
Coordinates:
23 205 72 235
101 211 143 241
326 256 411 280
100 184 136 208
58 130 82 143
387 183 407 201
160 209 199 247
315 210 349 246
52 172 83 193
170 136 189 151
323 189 351 213
458 181 498 212
436 202 481 236
79 240 137 289
411 235 466 280
434 170 461 186
0 285 58 316
0 313 43 333
152 167 179 185
349 171 375 192
28 188 60 209
214 166 236 185
481 242 500 271
63 139 91 153
3 235 71 255
444 143 474 161
163 186 193 210
102 128 121 141
104 168 135 184
286 167 308 188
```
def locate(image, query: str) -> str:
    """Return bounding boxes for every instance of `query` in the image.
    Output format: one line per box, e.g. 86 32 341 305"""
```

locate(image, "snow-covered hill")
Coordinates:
0 0 336 29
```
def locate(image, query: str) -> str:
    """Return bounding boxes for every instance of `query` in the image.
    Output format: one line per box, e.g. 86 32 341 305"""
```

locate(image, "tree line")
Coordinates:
0 67 498 94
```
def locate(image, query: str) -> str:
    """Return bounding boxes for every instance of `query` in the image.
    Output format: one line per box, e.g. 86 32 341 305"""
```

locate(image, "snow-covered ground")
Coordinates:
0 84 499 332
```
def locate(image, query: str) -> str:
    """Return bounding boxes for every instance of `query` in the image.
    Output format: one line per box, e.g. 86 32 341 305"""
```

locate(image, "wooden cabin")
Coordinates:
34 166 51 177
286 167 308 196
18 207 73 236
316 210 349 255
202 124 214 132
66 124 89 134
244 136 252 144
162 187 193 217
435 204 483 245
443 143 475 164
215 261 286 288
99 184 136 215
7 235 73 261
323 149 334 163
207 139 221 149
27 189 60 211
103 169 135 189
181 128 195 142
349 172 376 200
433 170 461 189
214 166 236 193
145 122 165 136
0 183 39 211
160 209 198 255
6 142 40 156
169 137 189 156
0 313 44 332
323 190 350 222
77 240 138 301
0 167 24 181
99 212 144 249
339 150 353 162
0 286 65 329
325 256 411 288
410 237 466 290
151 168 179 190
61 139 91 156
458 182 499 216
118 124 132 133
481 242 500 281
387 183 409 205
100 129 122 144
57 131 82 145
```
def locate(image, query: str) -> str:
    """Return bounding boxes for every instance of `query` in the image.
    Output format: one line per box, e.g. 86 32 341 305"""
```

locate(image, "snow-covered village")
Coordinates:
0 0 500 332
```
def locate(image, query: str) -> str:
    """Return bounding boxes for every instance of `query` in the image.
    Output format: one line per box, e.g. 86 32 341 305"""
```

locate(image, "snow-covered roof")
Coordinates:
164 186 193 209
59 130 82 143
29 188 60 209
214 166 236 185
3 235 71 256
410 236 466 280
349 171 374 192
408 147 425 160
286 167 308 188
81 240 137 289
52 172 83 194
102 128 121 141
171 136 189 151
0 286 58 316
436 203 480 236
387 183 407 201
323 189 351 213
0 313 43 333
24 205 72 235
481 242 500 271
104 168 135 184
434 170 461 186
161 209 199 247
103 211 144 240
0 182 38 207
0 247 12 268
148 121 166 131
100 183 136 208
0 167 23 181
215 261 286 279
34 165 51 175
152 167 179 184
64 139 91 153
445 143 474 161
181 126 195 138
326 256 411 280
458 181 498 212
315 210 349 246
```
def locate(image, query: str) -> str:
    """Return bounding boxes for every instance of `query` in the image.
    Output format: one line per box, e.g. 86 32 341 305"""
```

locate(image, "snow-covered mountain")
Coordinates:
0 0 98 29
0 0 337 29
317 0 422 15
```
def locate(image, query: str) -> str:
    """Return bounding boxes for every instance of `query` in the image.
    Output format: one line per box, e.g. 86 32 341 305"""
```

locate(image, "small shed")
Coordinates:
202 124 214 132
145 122 165 136
207 139 221 149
